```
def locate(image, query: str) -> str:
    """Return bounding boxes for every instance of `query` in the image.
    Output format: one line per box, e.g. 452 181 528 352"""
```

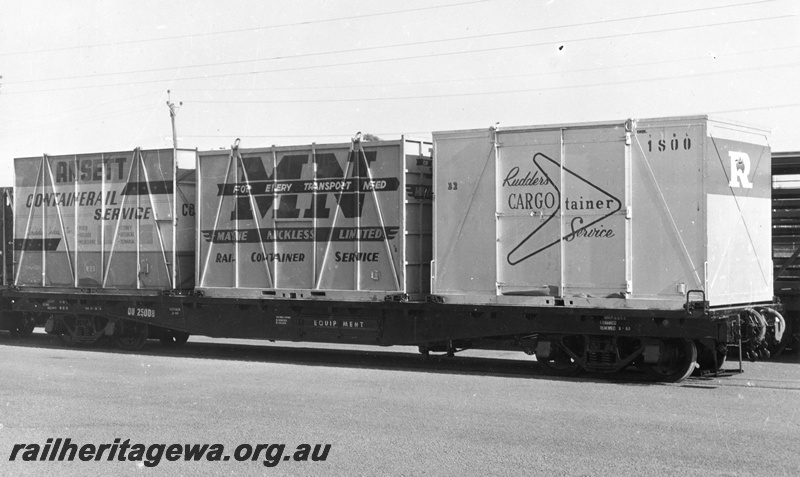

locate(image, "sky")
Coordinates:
0 0 798 187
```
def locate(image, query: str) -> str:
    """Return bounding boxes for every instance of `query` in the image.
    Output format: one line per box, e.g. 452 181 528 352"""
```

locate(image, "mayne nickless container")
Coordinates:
13 149 196 293
432 116 772 309
196 136 432 301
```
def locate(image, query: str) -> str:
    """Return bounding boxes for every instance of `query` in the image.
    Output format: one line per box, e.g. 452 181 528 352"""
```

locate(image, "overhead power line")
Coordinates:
186 61 800 103
175 43 800 94
6 59 795 138
707 103 800 114
4 0 782 87
4 42 793 133
6 13 795 95
0 105 159 138
180 102 800 141
0 0 490 57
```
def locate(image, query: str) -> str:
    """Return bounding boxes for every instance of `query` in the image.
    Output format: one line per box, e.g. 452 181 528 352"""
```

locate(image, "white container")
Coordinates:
14 148 197 292
196 137 432 301
432 116 772 309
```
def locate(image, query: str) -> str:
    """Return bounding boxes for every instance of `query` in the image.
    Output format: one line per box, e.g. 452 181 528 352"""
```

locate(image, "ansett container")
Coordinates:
432 116 772 309
14 148 196 292
196 136 432 300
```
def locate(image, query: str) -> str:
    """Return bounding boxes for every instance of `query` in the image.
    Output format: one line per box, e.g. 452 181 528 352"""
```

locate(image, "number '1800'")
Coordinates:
647 137 692 152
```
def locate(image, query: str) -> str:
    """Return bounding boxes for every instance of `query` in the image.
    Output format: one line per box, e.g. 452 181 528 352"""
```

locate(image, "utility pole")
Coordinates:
166 89 182 149
165 90 182 291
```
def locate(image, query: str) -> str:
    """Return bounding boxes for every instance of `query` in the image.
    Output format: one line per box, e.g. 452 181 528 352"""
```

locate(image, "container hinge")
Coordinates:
626 280 632 294
625 118 635 132
624 119 635 145
626 206 632 219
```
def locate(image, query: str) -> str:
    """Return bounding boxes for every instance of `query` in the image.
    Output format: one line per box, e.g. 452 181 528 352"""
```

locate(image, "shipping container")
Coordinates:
13 148 196 292
196 136 432 301
432 116 772 309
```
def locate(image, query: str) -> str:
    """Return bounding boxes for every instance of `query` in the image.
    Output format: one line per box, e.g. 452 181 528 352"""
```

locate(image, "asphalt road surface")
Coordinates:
0 331 798 476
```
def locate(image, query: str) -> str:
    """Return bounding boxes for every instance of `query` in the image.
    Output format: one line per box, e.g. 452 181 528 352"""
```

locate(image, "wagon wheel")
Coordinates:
56 331 75 344
537 356 582 377
159 330 189 347
536 336 583 377
113 321 149 351
643 339 697 382
694 342 728 375
418 346 430 359
54 315 77 345
9 314 36 338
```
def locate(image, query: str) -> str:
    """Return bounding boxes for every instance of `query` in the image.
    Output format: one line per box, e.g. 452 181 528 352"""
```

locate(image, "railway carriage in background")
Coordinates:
0 115 791 382
772 151 800 355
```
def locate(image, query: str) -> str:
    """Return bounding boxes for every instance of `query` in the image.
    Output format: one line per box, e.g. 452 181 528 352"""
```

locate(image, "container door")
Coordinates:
127 149 177 290
313 143 405 293
14 156 73 287
561 127 628 298
432 129 497 297
630 120 705 301
496 126 628 298
704 122 772 305
496 129 562 296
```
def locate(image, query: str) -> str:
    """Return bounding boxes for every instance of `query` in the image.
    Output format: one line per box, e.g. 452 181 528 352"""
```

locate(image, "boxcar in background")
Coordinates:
772 151 800 355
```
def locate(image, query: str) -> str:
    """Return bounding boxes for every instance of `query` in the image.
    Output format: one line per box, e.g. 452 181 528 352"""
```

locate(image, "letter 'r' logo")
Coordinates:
728 151 753 189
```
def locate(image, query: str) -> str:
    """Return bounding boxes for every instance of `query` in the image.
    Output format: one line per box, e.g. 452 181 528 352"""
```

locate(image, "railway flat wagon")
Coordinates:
2 116 785 382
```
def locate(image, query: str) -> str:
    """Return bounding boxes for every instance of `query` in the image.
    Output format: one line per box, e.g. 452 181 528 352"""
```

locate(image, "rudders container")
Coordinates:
432 116 772 309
